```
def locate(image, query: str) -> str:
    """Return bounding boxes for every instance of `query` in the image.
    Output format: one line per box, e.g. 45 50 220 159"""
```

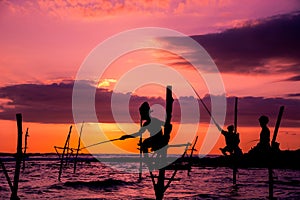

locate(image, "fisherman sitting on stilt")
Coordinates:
216 124 242 156
249 115 271 155
120 102 167 157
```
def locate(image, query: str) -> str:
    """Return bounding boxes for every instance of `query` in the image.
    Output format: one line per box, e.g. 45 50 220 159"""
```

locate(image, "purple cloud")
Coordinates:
0 81 299 127
164 12 300 74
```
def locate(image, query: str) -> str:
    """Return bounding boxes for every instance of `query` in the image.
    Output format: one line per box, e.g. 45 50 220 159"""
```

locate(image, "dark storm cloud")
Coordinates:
222 96 300 127
286 93 300 97
165 12 300 74
0 82 299 127
284 75 300 81
0 81 75 123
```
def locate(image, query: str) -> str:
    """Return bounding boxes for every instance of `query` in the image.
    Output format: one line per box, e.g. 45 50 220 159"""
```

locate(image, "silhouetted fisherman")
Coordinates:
217 125 241 156
120 102 166 155
257 115 271 150
249 115 271 154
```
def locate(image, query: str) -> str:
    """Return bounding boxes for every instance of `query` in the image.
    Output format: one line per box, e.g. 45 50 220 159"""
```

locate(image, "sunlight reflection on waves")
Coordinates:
0 156 299 199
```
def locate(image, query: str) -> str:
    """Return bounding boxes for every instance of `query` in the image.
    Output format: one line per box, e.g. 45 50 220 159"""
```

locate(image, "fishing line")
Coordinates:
80 138 121 150
187 82 221 128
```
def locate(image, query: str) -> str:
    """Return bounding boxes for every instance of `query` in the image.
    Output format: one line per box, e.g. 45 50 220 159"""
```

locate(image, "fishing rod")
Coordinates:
80 138 121 150
188 83 221 129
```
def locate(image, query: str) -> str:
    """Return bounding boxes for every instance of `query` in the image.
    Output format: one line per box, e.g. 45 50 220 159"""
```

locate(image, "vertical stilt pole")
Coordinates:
139 134 143 180
190 136 198 158
272 106 284 149
268 106 284 199
65 131 71 166
74 122 84 173
156 150 166 200
188 136 198 176
156 170 165 200
58 125 72 181
22 128 29 170
11 113 23 200
234 97 238 134
268 168 274 199
0 160 13 192
139 117 143 180
151 86 174 200
233 97 238 185
155 86 173 199
233 167 237 185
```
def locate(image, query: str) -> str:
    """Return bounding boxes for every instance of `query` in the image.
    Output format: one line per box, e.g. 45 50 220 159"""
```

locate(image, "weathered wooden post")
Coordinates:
0 159 13 192
188 136 198 176
272 106 284 149
269 106 284 199
268 167 274 200
11 113 23 200
189 136 198 159
58 125 72 181
22 128 29 170
139 120 143 181
234 97 238 134
233 97 238 185
155 85 174 200
74 122 84 174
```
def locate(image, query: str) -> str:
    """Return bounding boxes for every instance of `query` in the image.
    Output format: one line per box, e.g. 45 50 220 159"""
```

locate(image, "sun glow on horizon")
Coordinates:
0 119 299 156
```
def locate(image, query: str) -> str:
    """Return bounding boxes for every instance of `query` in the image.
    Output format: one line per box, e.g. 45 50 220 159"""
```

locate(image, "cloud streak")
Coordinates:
164 12 300 75
0 81 299 127
284 75 300 82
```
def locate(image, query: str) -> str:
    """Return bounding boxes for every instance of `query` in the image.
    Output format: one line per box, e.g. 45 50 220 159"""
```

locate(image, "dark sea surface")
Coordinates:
0 154 299 199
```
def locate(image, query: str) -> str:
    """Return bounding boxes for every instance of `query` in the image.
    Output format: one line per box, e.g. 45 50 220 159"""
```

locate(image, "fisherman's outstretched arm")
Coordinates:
120 127 146 140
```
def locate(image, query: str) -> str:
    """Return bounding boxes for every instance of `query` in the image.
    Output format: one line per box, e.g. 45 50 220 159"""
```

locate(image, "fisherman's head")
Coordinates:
227 125 234 132
139 102 151 120
259 115 269 126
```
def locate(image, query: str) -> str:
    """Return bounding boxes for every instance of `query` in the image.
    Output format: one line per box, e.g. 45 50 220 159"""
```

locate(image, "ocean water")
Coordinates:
0 155 299 199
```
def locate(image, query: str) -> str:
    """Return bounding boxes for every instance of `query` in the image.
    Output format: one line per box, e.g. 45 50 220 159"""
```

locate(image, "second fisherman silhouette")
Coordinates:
120 102 166 155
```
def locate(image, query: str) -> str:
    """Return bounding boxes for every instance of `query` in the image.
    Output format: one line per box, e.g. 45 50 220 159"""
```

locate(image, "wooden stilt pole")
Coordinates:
138 118 143 181
188 136 198 176
11 113 23 200
268 167 274 199
0 159 13 192
233 167 237 185
234 97 238 134
190 136 198 159
22 128 29 170
58 125 72 181
268 106 284 199
233 97 238 185
272 106 284 149
155 86 174 200
65 130 71 166
156 165 166 200
74 122 84 174
138 135 143 180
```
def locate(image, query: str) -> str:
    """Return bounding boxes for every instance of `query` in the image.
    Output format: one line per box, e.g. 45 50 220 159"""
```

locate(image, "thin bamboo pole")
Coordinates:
58 125 72 181
65 130 71 166
139 119 143 180
22 128 29 170
11 113 23 200
154 86 174 200
268 106 284 199
234 97 238 134
233 97 238 185
0 159 13 192
74 122 84 174
268 168 274 199
272 106 284 148
189 136 198 159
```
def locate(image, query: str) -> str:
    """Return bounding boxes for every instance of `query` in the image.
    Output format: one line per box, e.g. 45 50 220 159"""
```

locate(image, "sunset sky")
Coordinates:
0 0 299 155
